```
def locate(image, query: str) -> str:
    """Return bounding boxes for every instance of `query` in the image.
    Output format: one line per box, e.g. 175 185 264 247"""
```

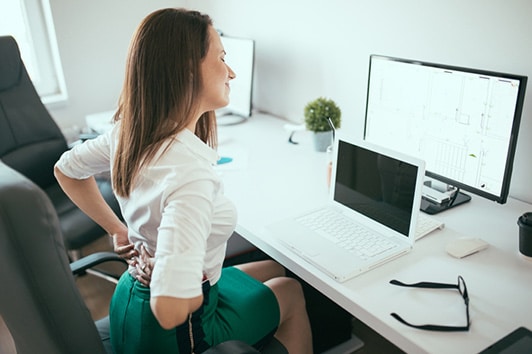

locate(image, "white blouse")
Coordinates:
55 124 237 299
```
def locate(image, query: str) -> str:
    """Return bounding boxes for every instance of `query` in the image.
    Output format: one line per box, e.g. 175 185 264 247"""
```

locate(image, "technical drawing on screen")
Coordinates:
363 55 527 214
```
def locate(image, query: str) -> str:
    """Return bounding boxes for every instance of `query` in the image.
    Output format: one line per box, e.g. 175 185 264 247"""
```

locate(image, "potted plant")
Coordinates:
304 97 342 152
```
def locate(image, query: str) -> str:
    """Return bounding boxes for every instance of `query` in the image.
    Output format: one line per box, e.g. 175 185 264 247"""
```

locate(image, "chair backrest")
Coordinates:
0 35 68 189
0 162 106 354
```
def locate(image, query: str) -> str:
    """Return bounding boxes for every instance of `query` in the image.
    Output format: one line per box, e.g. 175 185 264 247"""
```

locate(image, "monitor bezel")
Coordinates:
363 54 528 205
217 35 255 120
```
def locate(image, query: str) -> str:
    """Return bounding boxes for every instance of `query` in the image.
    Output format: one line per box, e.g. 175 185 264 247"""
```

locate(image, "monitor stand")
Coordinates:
421 189 471 215
217 114 247 126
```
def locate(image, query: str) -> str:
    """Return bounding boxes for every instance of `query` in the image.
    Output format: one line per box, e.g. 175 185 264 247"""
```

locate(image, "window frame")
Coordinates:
1 0 68 105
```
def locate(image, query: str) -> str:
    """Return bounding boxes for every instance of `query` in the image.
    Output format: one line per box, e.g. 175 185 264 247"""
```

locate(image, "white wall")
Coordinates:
48 0 181 129
48 0 532 203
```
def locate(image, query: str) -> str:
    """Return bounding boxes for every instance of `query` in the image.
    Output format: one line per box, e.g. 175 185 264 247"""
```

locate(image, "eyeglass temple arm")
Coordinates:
391 313 442 331
390 313 468 332
390 279 457 289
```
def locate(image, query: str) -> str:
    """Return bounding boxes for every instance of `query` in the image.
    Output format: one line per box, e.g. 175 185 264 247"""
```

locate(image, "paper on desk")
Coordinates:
85 110 115 134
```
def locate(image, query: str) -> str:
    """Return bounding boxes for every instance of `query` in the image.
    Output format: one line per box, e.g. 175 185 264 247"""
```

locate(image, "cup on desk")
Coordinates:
518 212 532 257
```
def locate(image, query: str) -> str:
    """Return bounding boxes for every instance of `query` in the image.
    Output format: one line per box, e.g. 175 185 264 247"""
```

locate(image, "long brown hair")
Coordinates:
113 8 218 197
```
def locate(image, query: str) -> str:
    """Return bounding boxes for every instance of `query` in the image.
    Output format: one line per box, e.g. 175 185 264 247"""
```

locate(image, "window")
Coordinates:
0 0 67 104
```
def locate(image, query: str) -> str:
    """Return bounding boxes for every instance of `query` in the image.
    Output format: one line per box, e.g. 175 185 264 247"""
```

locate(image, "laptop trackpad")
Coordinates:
269 220 359 261
290 238 321 257
269 222 320 256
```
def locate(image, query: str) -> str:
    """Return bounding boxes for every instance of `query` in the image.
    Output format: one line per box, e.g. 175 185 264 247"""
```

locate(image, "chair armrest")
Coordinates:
70 251 127 276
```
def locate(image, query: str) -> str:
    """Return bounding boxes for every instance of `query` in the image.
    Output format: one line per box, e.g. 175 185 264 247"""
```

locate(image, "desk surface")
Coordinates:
218 113 532 354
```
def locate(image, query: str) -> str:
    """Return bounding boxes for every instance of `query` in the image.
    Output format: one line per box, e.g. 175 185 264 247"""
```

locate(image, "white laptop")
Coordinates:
265 137 426 282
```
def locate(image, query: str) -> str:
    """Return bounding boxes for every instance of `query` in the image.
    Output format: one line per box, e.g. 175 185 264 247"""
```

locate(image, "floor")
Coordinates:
0 236 403 354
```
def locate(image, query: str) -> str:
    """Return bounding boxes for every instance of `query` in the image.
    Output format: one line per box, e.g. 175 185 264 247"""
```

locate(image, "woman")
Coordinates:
54 7 312 354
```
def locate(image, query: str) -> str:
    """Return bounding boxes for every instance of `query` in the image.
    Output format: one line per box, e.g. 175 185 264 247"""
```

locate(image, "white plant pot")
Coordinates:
312 131 333 152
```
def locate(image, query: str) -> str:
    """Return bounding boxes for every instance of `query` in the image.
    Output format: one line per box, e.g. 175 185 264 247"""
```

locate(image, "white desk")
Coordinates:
218 113 532 354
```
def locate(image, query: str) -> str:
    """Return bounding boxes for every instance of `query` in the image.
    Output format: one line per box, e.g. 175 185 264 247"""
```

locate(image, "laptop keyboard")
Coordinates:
297 208 444 260
297 209 397 260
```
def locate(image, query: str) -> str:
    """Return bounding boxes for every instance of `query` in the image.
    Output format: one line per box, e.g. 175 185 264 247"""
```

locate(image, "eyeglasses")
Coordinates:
389 275 470 332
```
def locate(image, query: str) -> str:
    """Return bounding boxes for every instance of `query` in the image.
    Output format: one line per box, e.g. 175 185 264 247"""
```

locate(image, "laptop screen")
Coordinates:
334 140 418 237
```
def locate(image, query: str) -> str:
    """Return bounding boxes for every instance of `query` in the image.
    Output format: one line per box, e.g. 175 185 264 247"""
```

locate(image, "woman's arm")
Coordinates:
151 295 203 329
134 244 203 328
54 166 137 261
146 168 215 328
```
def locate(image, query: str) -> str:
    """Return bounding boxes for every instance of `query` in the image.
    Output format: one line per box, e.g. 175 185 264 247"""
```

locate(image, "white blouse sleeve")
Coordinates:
54 129 113 179
149 168 216 299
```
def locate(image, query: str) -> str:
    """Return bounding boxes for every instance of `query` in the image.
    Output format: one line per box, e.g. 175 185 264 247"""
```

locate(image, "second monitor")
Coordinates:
216 34 255 124
363 55 527 214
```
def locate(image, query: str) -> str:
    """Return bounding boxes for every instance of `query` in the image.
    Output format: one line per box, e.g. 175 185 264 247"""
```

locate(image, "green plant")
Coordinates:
304 97 342 132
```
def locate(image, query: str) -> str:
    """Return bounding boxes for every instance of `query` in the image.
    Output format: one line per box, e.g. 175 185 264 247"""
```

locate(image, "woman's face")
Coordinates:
199 26 235 113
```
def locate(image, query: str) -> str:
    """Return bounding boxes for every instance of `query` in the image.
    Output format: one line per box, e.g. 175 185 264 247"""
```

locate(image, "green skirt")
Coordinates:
109 267 280 354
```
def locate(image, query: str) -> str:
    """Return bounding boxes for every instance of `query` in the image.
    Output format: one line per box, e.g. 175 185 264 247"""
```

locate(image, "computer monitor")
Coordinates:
363 55 527 214
216 35 255 124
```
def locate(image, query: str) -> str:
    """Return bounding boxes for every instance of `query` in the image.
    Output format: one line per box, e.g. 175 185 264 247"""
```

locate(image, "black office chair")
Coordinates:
0 162 286 354
0 35 121 260
0 161 124 354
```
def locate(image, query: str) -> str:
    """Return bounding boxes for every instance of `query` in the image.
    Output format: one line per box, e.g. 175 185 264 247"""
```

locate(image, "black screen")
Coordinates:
333 140 418 236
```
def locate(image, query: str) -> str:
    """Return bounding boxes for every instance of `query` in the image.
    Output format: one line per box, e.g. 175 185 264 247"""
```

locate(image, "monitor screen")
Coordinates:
363 55 527 213
216 35 255 122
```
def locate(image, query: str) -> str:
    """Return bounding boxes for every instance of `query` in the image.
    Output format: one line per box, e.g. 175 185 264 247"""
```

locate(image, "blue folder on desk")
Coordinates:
266 137 425 282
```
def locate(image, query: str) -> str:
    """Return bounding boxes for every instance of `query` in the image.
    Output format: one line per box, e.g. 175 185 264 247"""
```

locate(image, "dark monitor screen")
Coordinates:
363 55 527 213
334 139 420 236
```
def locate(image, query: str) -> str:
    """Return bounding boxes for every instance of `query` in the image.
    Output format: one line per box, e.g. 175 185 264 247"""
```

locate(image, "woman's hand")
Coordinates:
135 244 154 287
111 227 138 266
